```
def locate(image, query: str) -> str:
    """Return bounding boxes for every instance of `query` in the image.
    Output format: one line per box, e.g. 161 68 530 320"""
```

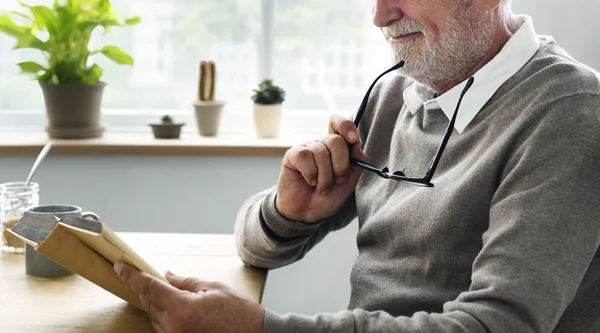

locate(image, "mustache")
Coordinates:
382 19 424 38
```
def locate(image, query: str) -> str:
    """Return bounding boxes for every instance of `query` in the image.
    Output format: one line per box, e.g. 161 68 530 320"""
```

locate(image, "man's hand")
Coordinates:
114 261 265 333
275 114 367 223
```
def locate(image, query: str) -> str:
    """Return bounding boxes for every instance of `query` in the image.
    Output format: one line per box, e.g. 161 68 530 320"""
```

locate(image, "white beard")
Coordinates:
383 4 496 91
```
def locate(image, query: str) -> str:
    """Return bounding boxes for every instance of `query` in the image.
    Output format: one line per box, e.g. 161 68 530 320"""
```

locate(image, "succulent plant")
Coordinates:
161 115 173 123
251 79 285 105
197 60 216 101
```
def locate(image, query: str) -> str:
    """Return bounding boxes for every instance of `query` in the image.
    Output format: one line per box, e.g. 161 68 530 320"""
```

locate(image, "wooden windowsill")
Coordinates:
0 132 315 157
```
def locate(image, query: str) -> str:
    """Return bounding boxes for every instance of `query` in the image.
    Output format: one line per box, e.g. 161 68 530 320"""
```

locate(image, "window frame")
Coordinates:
0 0 365 135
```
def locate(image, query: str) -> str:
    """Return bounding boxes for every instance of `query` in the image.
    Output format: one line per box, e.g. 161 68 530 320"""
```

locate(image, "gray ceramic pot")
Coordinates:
40 83 106 139
193 100 226 137
149 122 185 139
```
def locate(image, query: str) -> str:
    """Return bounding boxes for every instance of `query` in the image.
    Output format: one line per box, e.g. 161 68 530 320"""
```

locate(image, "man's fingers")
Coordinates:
166 271 203 292
166 271 226 293
329 114 359 143
351 138 367 162
114 261 177 310
304 141 334 193
318 134 350 181
283 145 318 185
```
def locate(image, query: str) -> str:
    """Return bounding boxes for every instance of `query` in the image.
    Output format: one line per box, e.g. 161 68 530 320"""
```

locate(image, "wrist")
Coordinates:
260 192 323 239
274 194 321 224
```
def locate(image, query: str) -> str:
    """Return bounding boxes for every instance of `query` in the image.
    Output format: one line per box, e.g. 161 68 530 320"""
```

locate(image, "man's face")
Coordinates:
372 0 495 88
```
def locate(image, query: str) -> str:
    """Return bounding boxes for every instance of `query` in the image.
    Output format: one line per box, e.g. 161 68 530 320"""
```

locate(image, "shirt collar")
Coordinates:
402 15 541 133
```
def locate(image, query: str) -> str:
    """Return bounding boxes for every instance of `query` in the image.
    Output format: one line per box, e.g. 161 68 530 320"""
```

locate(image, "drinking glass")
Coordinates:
1 182 40 253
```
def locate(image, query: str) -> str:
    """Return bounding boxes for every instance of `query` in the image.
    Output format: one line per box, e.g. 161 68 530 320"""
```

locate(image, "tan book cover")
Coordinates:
8 211 166 311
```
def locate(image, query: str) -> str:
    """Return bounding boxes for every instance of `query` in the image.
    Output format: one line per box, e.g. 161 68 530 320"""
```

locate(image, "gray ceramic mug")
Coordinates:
25 204 100 278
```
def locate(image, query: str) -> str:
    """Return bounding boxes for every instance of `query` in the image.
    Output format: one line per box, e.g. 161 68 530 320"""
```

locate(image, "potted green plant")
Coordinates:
0 0 140 139
251 79 285 138
192 60 225 137
149 115 184 139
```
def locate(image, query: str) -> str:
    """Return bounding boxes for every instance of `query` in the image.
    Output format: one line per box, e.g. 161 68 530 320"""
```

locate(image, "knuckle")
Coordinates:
324 134 348 154
310 140 331 158
329 134 347 147
286 145 309 161
296 146 312 160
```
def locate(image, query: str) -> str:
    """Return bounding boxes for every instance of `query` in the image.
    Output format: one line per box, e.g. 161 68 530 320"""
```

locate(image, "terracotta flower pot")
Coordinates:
40 82 106 139
253 103 282 138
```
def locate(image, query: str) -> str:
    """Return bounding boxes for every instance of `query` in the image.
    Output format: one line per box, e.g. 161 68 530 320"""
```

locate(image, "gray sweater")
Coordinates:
234 36 600 332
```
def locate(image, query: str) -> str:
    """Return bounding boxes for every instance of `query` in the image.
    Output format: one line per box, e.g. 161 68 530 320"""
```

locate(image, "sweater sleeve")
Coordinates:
262 95 600 332
234 186 357 269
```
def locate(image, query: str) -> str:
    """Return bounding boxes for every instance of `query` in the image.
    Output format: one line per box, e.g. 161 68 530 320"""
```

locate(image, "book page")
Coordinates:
57 215 165 281
35 223 146 310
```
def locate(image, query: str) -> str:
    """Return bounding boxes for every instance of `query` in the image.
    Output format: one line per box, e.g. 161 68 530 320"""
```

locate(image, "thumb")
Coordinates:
165 271 203 292
350 138 367 162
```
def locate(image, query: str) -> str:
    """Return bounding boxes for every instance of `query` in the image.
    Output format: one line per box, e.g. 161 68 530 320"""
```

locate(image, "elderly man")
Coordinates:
114 0 600 332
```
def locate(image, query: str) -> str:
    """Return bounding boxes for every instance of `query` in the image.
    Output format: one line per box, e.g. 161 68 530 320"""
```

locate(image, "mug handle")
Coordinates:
82 212 100 221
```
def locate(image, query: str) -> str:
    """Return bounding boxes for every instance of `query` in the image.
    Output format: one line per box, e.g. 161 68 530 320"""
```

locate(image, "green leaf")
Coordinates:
3 11 32 22
13 34 48 51
0 15 29 38
83 64 103 84
1 0 136 85
17 61 46 74
28 6 58 34
124 16 141 25
67 0 83 13
37 69 56 84
96 0 112 12
78 18 121 31
98 45 133 65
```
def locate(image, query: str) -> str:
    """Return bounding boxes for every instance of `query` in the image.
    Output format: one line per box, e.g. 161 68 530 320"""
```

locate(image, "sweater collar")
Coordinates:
402 15 541 133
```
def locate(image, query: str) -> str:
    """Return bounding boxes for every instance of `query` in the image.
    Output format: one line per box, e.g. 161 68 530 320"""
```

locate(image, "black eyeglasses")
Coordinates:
349 60 475 187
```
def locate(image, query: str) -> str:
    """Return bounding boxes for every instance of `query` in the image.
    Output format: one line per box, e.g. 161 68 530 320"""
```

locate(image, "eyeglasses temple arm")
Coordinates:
424 77 475 180
353 60 405 127
349 61 405 161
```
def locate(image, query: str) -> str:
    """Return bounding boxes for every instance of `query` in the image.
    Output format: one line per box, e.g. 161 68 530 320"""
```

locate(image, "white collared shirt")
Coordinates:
402 15 541 133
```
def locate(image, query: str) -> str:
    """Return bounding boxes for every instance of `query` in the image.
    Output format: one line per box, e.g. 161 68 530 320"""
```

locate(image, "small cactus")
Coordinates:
198 60 216 101
161 115 173 123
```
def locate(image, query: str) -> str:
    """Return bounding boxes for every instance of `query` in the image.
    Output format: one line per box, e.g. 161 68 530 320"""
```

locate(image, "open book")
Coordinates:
8 211 165 311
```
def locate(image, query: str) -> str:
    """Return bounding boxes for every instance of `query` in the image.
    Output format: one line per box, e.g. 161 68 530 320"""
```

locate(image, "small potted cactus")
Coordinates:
149 115 185 139
251 79 286 138
192 60 226 137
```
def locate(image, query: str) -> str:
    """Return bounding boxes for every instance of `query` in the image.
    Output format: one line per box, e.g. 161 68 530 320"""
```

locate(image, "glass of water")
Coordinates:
1 182 40 253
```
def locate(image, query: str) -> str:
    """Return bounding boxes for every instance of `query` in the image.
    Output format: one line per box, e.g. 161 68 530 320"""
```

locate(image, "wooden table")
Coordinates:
0 233 268 332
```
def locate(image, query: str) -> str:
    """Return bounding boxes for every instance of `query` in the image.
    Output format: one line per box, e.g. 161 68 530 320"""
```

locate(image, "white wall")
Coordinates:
0 156 358 316
513 0 600 70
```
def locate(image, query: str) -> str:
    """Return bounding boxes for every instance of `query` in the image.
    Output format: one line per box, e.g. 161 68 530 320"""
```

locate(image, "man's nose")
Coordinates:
372 0 404 28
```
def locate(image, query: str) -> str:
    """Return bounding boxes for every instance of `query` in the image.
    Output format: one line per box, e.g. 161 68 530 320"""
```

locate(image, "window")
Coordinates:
273 0 389 112
0 0 390 134
129 2 175 87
